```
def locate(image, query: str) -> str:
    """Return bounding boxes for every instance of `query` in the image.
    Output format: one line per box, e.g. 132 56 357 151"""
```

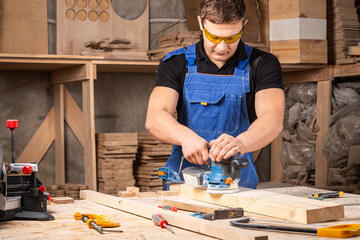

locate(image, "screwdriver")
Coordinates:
152 214 175 234
158 205 178 212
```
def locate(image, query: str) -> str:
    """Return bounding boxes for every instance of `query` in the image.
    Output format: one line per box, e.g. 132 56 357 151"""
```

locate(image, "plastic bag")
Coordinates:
332 86 360 109
322 116 360 166
287 83 317 104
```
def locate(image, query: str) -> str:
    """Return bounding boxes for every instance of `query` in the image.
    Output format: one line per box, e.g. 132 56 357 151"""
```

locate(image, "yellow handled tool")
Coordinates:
230 218 360 238
74 212 122 234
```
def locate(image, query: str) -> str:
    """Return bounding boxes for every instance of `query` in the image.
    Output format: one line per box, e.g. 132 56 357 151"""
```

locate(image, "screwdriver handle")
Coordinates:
152 214 175 234
82 216 104 234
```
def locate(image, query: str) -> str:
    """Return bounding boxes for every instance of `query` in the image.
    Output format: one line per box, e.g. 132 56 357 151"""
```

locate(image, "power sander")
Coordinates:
159 154 249 194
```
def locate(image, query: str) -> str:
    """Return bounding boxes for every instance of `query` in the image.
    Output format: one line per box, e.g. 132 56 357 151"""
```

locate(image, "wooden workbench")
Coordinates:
1 186 359 239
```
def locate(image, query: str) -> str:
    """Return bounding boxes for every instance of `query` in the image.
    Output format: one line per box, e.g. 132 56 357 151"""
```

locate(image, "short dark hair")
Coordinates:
199 0 246 24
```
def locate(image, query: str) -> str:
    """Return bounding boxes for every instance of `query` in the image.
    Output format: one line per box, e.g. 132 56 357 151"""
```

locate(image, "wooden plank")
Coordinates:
270 135 282 182
54 84 65 184
161 199 227 214
282 67 328 84
82 64 97 191
64 87 84 147
80 190 268 240
334 62 360 77
50 197 74 204
0 0 48 54
51 65 92 84
170 185 344 224
315 72 332 188
17 108 55 163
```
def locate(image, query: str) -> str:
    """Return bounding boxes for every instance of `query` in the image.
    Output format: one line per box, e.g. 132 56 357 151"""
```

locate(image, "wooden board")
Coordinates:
169 184 344 224
0 0 48 54
81 190 268 239
56 0 149 55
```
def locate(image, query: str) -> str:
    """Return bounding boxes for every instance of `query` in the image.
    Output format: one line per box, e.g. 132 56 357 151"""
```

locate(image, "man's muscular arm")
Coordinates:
145 86 210 165
209 88 285 161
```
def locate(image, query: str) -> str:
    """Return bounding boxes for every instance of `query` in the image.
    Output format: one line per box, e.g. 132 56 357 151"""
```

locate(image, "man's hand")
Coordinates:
209 134 243 162
181 135 210 165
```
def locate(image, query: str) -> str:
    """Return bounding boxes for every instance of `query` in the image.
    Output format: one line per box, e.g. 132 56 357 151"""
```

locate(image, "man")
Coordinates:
145 0 284 189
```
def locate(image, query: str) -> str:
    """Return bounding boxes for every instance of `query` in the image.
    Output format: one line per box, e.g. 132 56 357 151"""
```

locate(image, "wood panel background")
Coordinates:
0 0 48 54
56 0 149 55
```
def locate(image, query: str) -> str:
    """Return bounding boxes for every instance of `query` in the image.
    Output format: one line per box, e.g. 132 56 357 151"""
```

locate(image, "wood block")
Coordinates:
126 187 140 193
136 192 157 198
348 46 360 56
171 184 345 224
51 197 74 204
117 191 136 197
269 0 326 20
157 191 179 197
270 39 327 64
348 145 360 165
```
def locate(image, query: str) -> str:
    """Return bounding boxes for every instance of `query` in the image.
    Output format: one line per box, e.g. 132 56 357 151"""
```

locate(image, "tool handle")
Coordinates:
152 214 168 228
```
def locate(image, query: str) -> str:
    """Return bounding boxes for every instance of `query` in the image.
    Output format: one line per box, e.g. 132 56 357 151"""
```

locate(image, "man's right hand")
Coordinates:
181 135 210 165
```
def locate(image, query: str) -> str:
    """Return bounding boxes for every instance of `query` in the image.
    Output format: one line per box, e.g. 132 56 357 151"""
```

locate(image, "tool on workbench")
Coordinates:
312 191 344 199
158 153 249 194
0 120 54 221
152 213 175 234
190 212 213 220
158 205 178 212
230 218 360 238
74 212 122 234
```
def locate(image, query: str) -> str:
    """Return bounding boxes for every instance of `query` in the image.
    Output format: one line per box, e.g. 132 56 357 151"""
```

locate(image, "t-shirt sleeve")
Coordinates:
155 54 186 94
253 53 283 93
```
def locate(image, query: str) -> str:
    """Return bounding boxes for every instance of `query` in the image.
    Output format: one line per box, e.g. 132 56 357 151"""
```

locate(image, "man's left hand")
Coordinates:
209 133 243 162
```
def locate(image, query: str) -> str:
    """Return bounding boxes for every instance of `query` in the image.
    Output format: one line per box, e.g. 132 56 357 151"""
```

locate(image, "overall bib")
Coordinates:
163 44 259 189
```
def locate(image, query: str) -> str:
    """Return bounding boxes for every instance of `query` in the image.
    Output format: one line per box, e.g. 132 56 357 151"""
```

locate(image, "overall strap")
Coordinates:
234 44 253 92
162 47 186 61
185 44 198 73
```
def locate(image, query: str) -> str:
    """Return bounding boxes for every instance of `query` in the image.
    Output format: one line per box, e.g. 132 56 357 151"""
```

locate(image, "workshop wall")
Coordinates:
0 0 186 185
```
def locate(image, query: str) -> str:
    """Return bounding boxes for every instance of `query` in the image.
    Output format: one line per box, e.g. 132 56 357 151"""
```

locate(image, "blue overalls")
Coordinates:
162 44 259 189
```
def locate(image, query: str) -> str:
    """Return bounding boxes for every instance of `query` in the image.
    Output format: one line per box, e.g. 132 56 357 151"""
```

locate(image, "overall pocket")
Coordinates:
184 90 225 134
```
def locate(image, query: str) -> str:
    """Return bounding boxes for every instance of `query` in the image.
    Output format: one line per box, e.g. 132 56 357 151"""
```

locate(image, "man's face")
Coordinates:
198 17 246 68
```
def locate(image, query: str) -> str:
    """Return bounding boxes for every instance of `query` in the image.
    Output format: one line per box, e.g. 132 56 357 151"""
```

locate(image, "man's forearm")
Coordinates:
236 113 283 154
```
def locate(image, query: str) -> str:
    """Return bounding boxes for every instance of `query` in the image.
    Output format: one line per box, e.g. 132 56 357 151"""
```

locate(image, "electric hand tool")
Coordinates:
0 120 53 221
158 153 249 194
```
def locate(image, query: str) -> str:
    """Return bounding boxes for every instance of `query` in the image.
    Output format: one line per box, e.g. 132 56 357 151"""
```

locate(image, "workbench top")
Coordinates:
1 186 360 240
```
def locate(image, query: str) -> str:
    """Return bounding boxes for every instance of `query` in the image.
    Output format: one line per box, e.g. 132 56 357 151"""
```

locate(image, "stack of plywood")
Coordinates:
327 0 360 64
135 132 173 192
96 133 138 194
269 0 327 64
147 31 201 60
46 183 88 200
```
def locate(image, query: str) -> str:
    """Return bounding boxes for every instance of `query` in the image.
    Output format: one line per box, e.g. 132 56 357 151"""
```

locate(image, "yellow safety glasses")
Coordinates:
203 27 243 44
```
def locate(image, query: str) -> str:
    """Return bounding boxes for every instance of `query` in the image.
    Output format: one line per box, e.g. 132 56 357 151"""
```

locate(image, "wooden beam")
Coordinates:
51 64 94 84
170 185 344 224
80 190 268 240
315 69 332 187
270 135 283 182
82 64 97 190
282 67 328 84
54 84 65 184
64 87 84 147
333 62 360 78
17 107 55 163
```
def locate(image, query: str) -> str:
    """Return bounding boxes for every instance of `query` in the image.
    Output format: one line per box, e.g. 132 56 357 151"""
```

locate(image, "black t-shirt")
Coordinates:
155 38 283 124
